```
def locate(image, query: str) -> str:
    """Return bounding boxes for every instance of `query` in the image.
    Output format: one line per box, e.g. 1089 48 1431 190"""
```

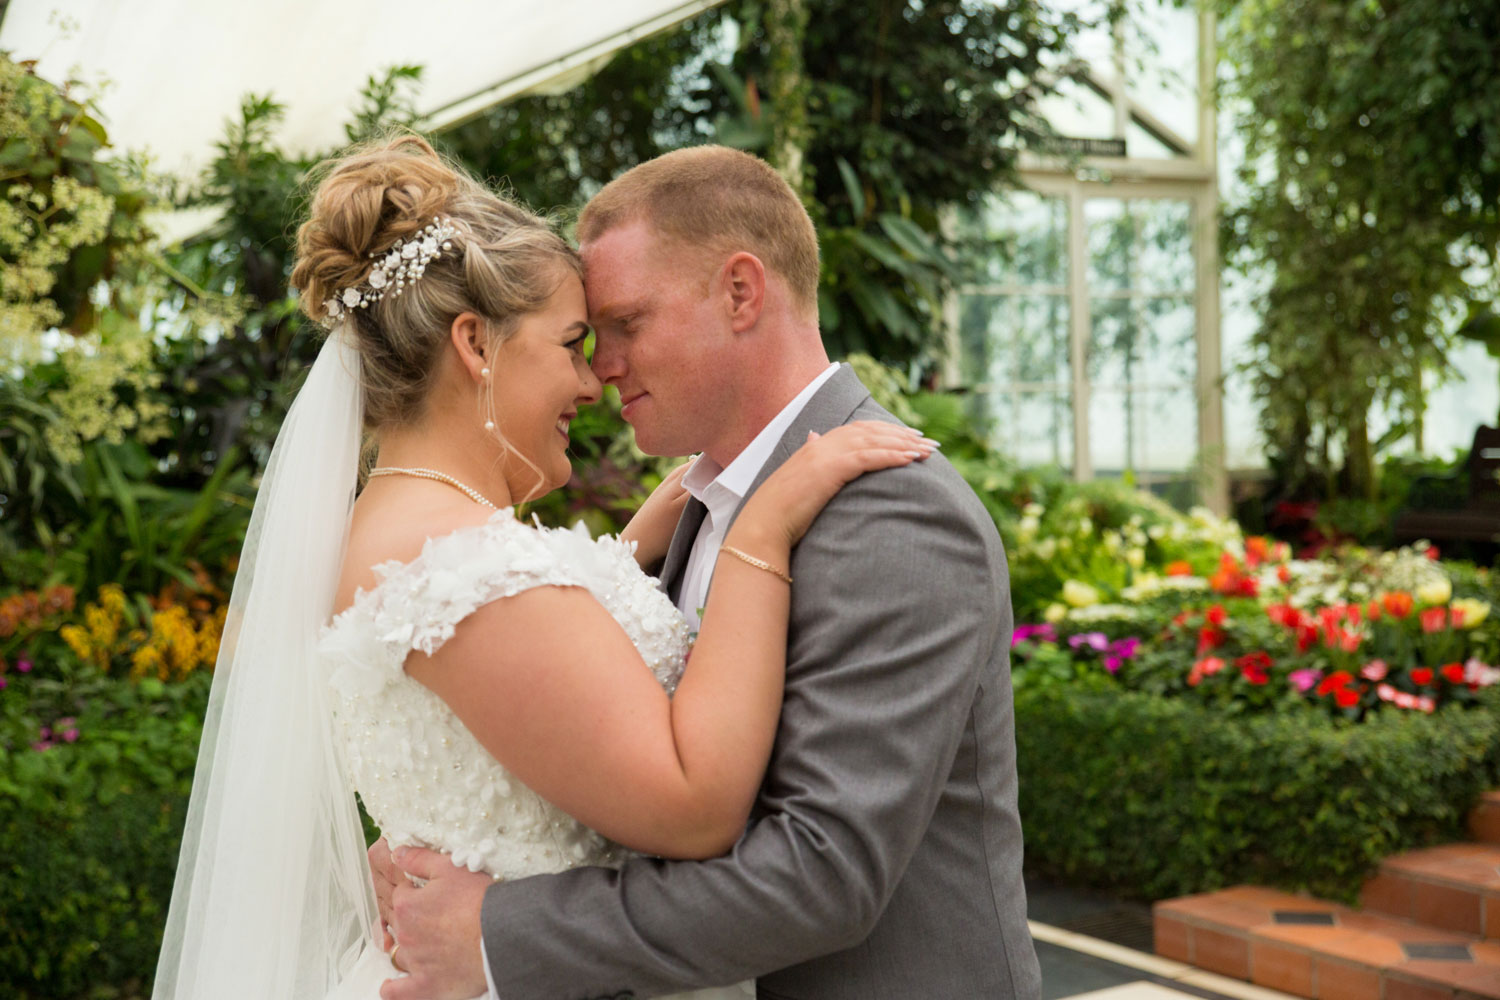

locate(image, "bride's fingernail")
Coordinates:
921 438 941 448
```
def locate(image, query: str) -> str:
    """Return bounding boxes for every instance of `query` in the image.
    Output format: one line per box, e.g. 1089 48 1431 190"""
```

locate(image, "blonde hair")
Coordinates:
291 134 580 431
576 146 820 313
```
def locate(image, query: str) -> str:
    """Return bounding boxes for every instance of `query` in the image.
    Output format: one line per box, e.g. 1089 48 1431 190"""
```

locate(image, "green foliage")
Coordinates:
0 54 155 357
1016 684 1500 901
1220 0 1500 501
0 673 209 998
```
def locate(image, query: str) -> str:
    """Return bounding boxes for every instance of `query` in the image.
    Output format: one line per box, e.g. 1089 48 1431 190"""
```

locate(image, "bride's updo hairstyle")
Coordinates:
291 134 580 431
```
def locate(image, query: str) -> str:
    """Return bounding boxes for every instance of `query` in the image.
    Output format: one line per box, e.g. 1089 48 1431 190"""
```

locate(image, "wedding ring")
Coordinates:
390 942 402 971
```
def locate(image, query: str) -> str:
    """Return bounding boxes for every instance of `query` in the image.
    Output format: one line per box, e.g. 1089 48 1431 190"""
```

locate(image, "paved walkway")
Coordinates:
1038 922 1298 1000
1029 876 1298 1000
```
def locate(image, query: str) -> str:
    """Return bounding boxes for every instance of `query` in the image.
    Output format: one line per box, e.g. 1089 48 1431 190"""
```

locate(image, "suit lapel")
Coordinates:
722 364 874 540
660 496 708 603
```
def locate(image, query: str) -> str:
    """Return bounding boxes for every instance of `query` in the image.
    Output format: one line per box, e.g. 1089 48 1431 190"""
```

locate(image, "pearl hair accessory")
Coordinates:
322 217 459 322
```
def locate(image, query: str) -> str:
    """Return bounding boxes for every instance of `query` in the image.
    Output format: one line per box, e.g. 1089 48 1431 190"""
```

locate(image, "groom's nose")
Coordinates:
589 331 625 383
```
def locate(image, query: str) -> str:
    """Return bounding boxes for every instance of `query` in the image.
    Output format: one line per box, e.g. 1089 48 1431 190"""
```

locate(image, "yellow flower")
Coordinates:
1451 598 1490 629
59 623 93 662
1043 603 1068 624
1062 580 1100 608
1415 577 1452 606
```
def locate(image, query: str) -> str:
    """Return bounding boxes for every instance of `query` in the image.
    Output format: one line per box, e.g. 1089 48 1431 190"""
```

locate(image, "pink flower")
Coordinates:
1289 668 1322 693
1360 660 1388 682
16 659 32 673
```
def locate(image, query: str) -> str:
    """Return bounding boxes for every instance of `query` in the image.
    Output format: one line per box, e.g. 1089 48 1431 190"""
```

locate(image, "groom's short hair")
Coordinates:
578 146 820 313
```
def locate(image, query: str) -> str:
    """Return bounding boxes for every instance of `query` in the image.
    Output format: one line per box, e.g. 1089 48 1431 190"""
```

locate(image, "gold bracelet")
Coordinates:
720 545 793 584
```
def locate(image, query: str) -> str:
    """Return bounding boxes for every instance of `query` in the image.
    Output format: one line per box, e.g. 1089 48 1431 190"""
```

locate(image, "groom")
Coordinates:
375 146 1041 1000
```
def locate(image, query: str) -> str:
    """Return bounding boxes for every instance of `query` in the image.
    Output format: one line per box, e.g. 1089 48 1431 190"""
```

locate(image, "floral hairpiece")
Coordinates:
322 216 459 322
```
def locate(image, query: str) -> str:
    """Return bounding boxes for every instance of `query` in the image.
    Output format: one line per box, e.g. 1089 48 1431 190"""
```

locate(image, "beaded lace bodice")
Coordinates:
317 509 691 879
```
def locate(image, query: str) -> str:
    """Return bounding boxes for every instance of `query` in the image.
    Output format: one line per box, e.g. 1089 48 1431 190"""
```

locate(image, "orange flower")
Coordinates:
1382 592 1414 618
1165 560 1193 577
1276 565 1292 584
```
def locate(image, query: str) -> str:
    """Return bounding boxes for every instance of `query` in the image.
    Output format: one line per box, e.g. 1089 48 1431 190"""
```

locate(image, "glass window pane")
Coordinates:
1137 296 1196 385
970 389 1074 469
962 190 1067 288
959 293 1070 389
1089 385 1199 481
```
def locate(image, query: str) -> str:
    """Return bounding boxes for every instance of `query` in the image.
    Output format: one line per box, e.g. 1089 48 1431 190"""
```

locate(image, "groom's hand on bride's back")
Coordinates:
381 846 492 1000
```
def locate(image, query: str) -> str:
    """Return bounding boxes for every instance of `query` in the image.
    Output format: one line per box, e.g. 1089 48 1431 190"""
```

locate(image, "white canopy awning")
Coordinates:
1 0 723 177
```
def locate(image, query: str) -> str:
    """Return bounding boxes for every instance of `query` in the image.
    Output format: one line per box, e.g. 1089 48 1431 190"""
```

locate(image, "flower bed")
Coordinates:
1016 683 1500 902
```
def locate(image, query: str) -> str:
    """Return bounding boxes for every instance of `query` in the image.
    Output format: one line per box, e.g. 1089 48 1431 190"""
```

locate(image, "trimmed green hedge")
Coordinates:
1016 684 1500 902
0 675 208 999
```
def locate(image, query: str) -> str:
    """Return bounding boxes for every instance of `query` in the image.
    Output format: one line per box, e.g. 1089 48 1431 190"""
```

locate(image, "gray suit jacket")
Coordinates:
481 366 1040 999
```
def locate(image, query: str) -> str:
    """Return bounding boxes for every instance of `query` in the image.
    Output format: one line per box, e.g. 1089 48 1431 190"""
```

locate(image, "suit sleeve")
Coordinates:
480 456 1008 998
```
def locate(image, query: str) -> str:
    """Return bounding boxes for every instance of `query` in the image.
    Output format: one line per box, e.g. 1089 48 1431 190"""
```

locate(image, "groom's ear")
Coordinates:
721 252 765 334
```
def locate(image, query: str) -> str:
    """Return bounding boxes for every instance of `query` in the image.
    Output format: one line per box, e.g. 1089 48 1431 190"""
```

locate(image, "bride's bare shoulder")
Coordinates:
334 491 498 615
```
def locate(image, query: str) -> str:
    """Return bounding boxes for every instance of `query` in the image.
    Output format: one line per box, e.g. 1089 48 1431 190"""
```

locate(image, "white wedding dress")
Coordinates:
316 507 753 1000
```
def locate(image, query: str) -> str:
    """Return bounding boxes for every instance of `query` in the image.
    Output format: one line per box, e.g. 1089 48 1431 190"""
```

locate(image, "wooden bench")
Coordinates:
1392 425 1500 546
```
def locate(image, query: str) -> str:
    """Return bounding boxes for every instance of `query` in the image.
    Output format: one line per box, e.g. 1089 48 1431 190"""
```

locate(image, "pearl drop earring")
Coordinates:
484 420 496 431
481 367 491 377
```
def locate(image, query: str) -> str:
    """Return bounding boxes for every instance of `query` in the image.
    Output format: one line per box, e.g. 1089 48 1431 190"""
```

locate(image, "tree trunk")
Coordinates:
764 0 811 202
1344 403 1377 501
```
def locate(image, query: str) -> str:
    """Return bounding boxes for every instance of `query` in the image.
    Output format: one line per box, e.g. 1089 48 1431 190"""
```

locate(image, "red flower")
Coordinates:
1188 656 1227 687
1296 624 1320 653
1420 607 1448 633
1411 667 1434 686
1236 654 1271 685
1442 662 1466 684
1197 626 1227 654
1277 565 1292 584
1245 536 1270 568
1206 604 1228 626
1382 592 1414 618
1317 670 1354 696
1365 600 1382 621
1335 688 1360 709
1266 603 1302 629
1425 545 1441 560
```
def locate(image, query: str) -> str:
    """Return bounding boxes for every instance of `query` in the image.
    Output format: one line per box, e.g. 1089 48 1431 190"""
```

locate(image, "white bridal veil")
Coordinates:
154 327 378 998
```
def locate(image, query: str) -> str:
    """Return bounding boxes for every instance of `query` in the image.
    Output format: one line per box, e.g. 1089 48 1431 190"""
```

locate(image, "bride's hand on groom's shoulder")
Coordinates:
621 459 694 568
381 846 492 1000
739 421 935 550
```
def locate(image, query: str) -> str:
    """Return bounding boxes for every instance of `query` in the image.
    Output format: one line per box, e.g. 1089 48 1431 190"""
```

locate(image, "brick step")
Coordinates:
1363 843 1500 939
1471 792 1500 846
1154 885 1500 999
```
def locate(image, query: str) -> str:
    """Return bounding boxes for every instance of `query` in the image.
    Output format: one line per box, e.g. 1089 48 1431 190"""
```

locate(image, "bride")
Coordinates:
150 135 931 1000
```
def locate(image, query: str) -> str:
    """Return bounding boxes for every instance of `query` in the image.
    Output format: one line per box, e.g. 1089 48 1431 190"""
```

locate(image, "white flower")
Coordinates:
1043 602 1068 623
386 251 401 269
1062 580 1100 608
1035 538 1057 560
324 297 343 318
1126 548 1145 569
402 242 419 259
368 268 388 289
342 288 361 308
420 237 438 256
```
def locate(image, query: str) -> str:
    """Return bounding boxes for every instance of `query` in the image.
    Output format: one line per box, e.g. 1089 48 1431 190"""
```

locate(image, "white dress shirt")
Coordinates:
676 363 839 630
481 362 838 998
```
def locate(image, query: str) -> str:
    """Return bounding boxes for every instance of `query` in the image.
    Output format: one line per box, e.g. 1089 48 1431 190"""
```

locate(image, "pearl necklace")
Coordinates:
367 466 498 509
